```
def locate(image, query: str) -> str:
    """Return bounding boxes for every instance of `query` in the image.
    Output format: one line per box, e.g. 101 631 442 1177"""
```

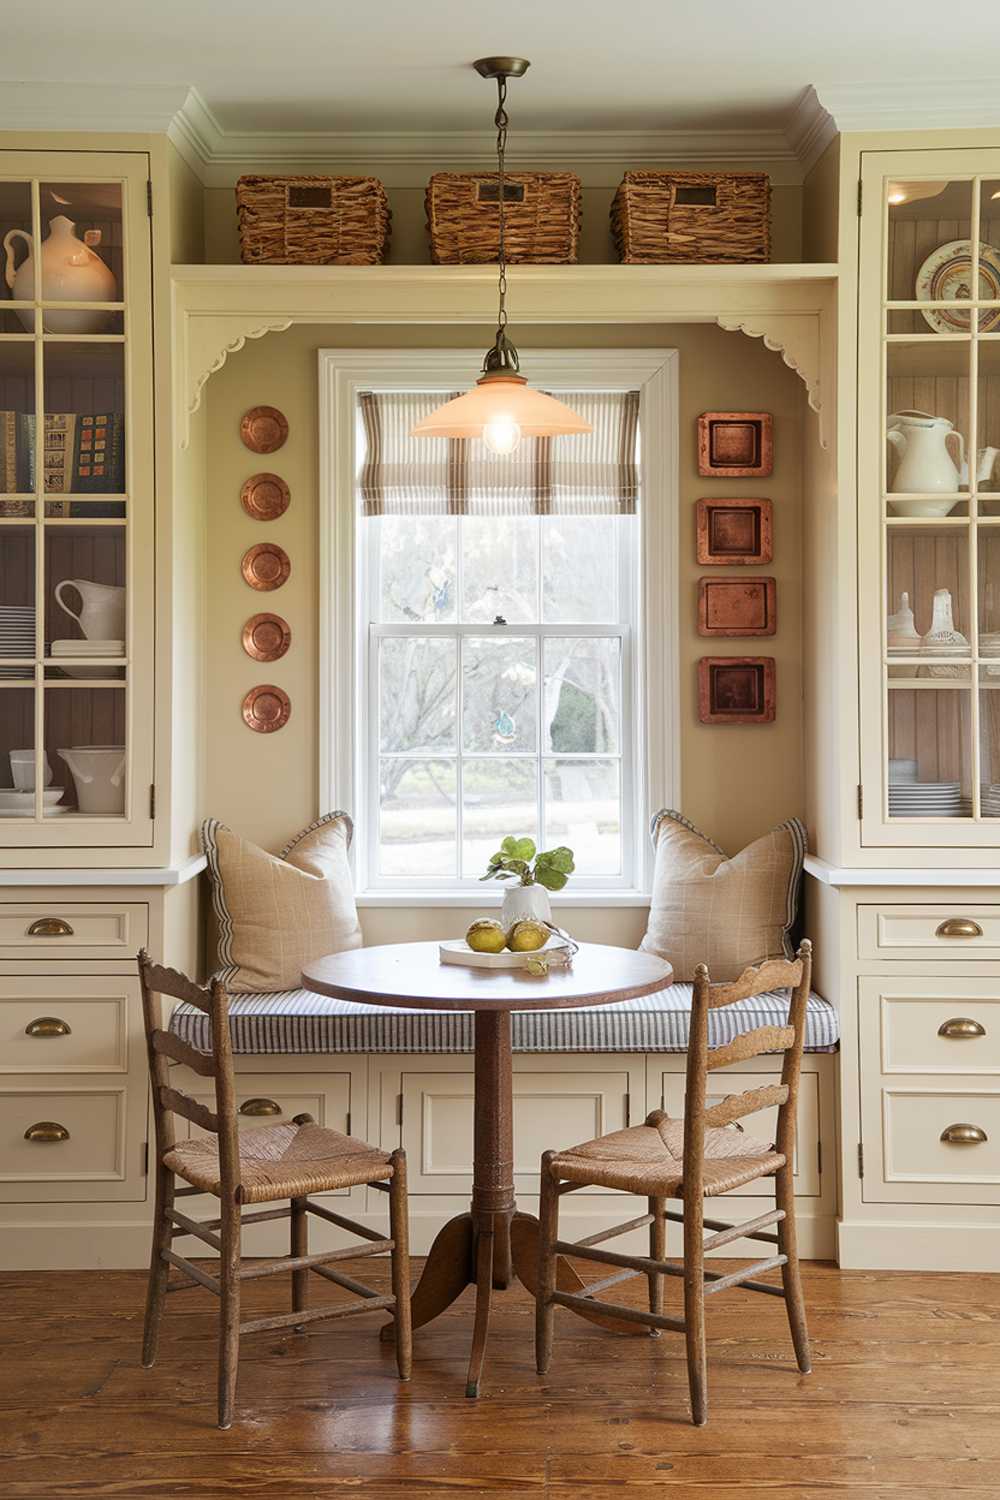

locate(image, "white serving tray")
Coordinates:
439 935 571 970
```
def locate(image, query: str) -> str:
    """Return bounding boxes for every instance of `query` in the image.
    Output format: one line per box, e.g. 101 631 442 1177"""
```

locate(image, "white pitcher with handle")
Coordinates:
3 215 116 334
54 579 125 642
886 410 964 514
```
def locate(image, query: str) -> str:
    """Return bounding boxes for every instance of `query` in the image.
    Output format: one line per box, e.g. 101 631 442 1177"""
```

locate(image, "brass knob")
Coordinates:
940 1123 988 1145
935 918 984 939
24 1016 72 1038
26 917 74 938
23 1121 70 1143
238 1097 282 1117
938 1017 987 1040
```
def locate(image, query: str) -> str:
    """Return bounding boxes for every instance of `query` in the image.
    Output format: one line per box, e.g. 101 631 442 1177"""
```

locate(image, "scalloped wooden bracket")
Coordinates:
177 314 293 448
715 313 829 449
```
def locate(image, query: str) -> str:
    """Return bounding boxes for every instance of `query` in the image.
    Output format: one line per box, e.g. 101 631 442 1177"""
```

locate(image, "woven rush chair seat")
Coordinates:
163 1120 393 1204
549 1109 784 1198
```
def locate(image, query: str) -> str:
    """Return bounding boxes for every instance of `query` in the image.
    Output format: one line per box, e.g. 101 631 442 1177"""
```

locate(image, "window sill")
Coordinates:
356 890 652 909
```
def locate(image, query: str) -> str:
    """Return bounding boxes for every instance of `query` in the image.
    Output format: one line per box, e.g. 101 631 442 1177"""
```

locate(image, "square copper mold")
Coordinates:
698 576 776 637
698 657 776 724
697 412 773 477
696 498 773 565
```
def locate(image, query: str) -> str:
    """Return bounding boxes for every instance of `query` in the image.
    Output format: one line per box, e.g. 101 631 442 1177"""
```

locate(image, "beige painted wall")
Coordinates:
201 320 806 945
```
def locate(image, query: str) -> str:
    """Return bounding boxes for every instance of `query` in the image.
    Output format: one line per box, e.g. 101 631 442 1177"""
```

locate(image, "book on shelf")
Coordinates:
0 412 124 516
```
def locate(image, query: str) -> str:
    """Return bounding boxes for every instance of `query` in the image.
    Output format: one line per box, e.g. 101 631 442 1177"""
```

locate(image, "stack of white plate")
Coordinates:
980 784 1000 817
888 780 963 817
0 606 34 679
50 639 124 680
0 789 65 818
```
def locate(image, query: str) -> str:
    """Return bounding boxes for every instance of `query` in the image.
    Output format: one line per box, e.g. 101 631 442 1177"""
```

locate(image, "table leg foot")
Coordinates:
465 1229 494 1399
379 1212 474 1343
510 1211 648 1339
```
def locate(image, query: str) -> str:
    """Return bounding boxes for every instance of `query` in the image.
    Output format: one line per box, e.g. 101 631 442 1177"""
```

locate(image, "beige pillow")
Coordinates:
639 810 805 981
202 813 363 992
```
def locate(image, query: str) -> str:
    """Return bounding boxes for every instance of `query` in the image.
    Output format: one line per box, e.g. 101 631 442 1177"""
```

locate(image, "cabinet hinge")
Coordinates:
146 180 153 217
857 1142 864 1179
817 1139 823 1177
857 178 863 217
149 784 156 819
142 1141 149 1175
396 1093 403 1127
346 1111 352 1137
625 1092 631 1128
857 783 863 819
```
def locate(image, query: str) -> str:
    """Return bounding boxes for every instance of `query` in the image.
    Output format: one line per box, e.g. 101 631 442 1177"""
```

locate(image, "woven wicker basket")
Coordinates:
236 175 391 265
426 172 581 265
611 171 770 264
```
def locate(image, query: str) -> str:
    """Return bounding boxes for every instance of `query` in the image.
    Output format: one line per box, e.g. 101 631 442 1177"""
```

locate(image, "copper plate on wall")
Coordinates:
240 472 290 521
240 406 289 454
242 684 291 733
242 612 291 662
241 542 291 591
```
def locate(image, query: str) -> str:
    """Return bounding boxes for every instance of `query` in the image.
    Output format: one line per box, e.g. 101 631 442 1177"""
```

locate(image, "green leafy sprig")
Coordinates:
480 836 576 892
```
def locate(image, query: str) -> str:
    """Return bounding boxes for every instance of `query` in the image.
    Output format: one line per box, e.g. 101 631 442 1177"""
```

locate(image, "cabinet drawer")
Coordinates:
878 1087 1000 1202
0 902 148 960
0 1083 146 1203
0 974 134 1073
859 905 1000 961
865 978 1000 1076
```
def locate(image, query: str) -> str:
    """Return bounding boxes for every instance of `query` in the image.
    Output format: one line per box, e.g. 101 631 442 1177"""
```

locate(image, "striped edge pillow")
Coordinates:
639 809 806 982
201 812 363 993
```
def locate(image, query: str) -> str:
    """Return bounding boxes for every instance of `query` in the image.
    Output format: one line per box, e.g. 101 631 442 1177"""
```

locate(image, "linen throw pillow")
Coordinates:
639 810 806 981
201 812 363 992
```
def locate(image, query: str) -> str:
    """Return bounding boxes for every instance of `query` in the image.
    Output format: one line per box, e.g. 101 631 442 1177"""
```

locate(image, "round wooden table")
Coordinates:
301 940 673 1396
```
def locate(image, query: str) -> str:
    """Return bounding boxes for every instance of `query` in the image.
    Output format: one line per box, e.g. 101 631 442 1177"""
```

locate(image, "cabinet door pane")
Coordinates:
886 179 974 327
0 181 35 324
887 687 972 817
0 687 36 820
886 343 971 510
42 343 124 500
0 342 35 501
46 686 126 819
37 182 122 327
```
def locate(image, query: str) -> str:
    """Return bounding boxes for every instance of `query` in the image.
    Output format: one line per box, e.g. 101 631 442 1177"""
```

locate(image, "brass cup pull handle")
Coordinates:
940 1123 989 1145
24 1016 72 1038
935 918 984 939
24 1121 70 1143
26 917 74 938
938 1017 987 1040
239 1097 282 1117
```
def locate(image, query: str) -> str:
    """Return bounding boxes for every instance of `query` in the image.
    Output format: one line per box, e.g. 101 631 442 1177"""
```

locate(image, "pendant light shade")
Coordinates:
413 57 590 453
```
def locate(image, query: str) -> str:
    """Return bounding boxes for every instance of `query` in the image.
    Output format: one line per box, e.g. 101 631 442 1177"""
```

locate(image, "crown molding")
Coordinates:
0 80 192 135
813 79 1000 134
785 87 836 176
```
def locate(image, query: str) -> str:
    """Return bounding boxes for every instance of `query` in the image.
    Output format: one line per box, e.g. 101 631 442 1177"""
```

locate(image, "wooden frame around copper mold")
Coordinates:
698 576 777 637
696 498 773 566
698 657 776 724
697 412 773 477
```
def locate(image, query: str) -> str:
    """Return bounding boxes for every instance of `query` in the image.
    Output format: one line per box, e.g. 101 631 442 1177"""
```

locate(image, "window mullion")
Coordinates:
455 629 464 879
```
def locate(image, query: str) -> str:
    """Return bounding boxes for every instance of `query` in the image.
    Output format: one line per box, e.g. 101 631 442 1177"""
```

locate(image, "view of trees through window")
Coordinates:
367 512 634 882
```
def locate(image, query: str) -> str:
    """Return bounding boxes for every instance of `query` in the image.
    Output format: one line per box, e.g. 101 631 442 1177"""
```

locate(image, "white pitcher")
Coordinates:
54 579 125 642
3 215 116 334
886 410 964 515
960 446 1000 486
58 746 126 815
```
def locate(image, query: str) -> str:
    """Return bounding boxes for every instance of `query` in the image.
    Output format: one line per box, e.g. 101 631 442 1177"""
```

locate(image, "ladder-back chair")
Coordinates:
138 950 412 1427
535 940 813 1425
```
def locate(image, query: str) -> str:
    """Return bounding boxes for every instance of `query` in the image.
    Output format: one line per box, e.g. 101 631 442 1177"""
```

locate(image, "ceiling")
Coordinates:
3 0 999 137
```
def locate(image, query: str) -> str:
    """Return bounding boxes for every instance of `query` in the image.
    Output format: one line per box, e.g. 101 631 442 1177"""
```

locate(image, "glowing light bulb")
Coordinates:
482 414 522 455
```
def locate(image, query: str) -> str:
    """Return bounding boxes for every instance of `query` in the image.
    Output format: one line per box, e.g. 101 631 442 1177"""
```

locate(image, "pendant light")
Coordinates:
412 56 591 454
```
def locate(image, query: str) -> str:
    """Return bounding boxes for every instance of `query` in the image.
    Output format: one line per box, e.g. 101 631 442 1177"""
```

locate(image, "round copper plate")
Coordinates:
242 612 291 662
240 406 289 454
240 472 290 521
242 684 291 733
241 543 291 591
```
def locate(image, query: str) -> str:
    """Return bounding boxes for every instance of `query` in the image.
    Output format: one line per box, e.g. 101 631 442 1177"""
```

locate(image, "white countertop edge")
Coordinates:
0 854 207 887
356 890 652 908
805 854 1000 888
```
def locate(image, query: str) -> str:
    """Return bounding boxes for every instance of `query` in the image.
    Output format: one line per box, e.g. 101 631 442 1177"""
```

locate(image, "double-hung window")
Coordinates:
320 351 678 900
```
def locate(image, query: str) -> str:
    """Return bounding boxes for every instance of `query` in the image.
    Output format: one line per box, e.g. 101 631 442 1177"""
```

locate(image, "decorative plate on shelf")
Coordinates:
240 472 290 521
241 543 291 591
240 406 289 454
242 612 291 662
916 240 1000 333
241 684 291 733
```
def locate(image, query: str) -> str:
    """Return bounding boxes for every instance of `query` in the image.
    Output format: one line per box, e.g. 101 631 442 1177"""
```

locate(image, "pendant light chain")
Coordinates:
495 74 509 343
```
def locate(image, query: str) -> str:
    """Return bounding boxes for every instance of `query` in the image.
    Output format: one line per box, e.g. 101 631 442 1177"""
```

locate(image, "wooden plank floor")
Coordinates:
1 1258 998 1498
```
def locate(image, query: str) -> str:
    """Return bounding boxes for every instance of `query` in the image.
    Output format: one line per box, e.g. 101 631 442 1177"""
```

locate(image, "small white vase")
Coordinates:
500 883 552 929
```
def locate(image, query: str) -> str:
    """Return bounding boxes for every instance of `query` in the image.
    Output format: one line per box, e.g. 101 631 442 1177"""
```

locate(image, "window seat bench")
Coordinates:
170 982 839 1056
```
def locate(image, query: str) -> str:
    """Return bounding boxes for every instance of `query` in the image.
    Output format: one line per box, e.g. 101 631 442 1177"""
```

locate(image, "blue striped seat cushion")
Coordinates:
170 984 839 1057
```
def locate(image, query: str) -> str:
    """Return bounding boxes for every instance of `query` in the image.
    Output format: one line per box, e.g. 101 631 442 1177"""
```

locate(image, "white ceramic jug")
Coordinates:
58 746 126 815
54 579 125 642
960 446 1000 486
887 410 964 514
3 215 116 334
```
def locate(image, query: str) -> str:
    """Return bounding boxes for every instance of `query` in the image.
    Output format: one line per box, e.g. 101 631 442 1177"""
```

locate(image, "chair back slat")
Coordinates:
706 956 803 1008
150 1028 216 1078
703 1082 789 1130
707 1025 795 1071
141 957 214 1013
159 1084 220 1135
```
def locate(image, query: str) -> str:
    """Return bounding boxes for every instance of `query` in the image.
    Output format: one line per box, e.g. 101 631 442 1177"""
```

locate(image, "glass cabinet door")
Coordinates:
0 154 153 847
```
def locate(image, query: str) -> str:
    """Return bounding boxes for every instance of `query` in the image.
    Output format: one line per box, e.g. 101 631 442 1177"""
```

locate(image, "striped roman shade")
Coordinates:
358 388 640 516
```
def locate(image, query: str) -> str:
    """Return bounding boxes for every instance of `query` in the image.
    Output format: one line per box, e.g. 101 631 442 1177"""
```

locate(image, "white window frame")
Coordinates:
318 348 679 907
